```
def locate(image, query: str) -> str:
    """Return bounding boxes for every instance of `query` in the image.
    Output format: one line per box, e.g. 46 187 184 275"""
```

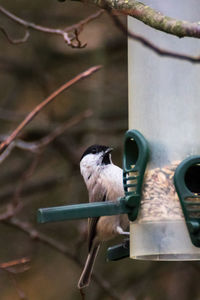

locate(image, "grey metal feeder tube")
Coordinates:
128 0 200 260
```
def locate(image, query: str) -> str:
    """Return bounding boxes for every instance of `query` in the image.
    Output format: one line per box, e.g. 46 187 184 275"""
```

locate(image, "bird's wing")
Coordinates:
88 183 106 252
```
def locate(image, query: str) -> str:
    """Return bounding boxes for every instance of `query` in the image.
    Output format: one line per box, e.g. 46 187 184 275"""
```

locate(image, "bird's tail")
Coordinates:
78 245 100 289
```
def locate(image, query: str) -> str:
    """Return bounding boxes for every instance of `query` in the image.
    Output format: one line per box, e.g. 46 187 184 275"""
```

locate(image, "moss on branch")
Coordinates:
95 0 200 38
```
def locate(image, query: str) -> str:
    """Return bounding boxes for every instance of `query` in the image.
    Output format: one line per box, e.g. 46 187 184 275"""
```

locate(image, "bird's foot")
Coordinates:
116 226 130 236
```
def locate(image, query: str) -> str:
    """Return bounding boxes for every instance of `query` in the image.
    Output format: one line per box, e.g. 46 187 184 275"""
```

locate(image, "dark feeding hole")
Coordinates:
124 138 139 170
185 164 200 194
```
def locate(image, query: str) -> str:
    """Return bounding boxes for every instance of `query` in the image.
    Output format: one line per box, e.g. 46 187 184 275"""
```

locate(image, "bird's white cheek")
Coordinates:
80 153 102 183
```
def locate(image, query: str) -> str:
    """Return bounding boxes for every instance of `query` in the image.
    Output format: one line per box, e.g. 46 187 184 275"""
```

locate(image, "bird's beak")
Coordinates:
104 147 113 155
102 147 113 163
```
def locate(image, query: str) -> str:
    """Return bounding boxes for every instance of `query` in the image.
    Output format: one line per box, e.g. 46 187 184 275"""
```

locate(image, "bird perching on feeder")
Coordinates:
37 129 149 261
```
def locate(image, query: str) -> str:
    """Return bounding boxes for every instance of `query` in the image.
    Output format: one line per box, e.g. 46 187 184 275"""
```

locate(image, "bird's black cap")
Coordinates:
80 144 112 163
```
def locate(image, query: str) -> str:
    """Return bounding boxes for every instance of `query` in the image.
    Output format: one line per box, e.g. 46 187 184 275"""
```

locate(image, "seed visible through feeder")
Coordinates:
138 161 184 222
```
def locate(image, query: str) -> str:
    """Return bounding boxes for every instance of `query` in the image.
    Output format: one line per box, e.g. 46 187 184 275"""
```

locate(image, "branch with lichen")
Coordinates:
91 0 200 39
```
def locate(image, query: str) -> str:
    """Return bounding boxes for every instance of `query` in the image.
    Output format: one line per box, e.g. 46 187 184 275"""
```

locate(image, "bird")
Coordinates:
78 144 129 289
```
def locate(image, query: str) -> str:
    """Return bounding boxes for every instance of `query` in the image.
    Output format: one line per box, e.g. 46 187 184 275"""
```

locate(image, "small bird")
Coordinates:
78 144 129 289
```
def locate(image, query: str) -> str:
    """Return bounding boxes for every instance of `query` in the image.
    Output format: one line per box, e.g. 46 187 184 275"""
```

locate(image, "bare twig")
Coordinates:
0 257 30 270
5 217 121 300
0 66 101 155
71 29 87 48
66 9 105 48
0 5 72 45
0 142 15 164
65 9 104 34
0 109 93 164
0 6 104 48
109 11 200 63
0 26 30 44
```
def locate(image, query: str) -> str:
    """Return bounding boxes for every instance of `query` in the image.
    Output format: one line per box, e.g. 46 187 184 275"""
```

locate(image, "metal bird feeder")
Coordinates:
128 0 200 260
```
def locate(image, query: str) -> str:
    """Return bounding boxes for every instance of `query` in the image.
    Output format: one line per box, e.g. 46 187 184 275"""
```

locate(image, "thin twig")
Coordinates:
0 257 30 269
109 11 200 63
0 66 101 155
0 142 15 164
0 5 72 45
0 26 30 44
66 10 105 48
71 29 87 48
0 6 104 48
65 9 104 34
0 109 93 164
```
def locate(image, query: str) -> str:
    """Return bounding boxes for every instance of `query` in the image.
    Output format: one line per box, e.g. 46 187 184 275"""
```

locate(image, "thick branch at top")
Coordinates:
95 0 200 38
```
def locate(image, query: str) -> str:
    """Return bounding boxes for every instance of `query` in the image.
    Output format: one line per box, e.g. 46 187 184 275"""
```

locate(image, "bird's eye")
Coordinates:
91 148 97 154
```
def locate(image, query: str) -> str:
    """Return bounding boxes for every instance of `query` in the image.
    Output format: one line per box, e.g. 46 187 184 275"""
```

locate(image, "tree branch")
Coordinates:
108 11 200 63
99 0 200 39
0 66 101 155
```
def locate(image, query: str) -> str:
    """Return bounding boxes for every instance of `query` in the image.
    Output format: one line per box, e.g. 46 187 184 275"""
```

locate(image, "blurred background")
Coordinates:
0 1 200 300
